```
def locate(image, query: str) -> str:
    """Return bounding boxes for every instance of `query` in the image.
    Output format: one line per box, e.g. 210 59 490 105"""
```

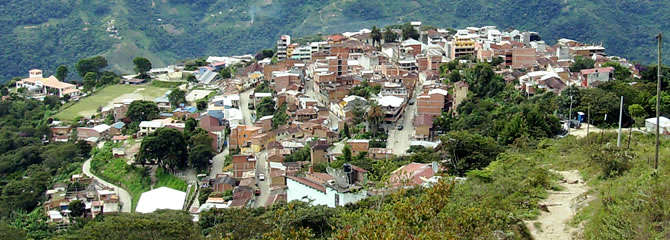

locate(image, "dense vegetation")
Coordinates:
2 0 669 82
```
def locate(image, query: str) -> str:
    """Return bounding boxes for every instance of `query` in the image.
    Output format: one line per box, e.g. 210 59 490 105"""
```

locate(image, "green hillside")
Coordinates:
1 0 669 81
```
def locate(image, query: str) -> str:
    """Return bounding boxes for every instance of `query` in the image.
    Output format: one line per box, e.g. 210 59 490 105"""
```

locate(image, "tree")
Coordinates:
401 23 419 40
448 71 461 83
189 144 213 171
367 102 383 137
68 200 86 217
628 104 647 129
285 145 311 162
55 65 68 82
82 72 97 92
220 67 232 79
126 100 159 122
371 26 382 47
439 130 502 176
76 140 92 158
272 103 288 129
67 210 201 239
75 56 108 77
137 128 188 171
256 97 275 118
602 61 631 81
185 118 197 134
196 100 207 111
342 144 352 162
133 57 152 78
168 89 186 108
342 123 351 138
383 27 397 43
569 56 595 72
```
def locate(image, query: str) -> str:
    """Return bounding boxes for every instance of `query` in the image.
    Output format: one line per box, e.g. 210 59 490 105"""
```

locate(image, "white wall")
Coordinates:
286 178 368 208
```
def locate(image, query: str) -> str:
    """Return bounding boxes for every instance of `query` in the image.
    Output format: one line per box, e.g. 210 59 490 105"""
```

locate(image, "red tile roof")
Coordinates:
287 176 326 193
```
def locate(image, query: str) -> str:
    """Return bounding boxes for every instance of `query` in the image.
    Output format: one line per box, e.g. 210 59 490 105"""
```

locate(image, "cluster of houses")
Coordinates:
43 174 120 225
195 22 647 209
35 21 655 216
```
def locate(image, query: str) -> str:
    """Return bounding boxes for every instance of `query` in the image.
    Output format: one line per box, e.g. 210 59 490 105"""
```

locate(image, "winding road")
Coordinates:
83 158 132 213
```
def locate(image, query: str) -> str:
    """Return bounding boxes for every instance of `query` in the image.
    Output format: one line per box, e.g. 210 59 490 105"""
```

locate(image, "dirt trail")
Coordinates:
526 170 591 240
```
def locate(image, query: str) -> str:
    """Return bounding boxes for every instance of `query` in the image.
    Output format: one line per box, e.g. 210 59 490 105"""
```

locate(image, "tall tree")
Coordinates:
126 100 159 122
189 144 214 171
68 200 85 217
439 130 502 176
342 144 352 162
401 23 419 40
256 97 275 118
272 103 288 129
75 56 107 77
137 128 188 171
367 102 383 137
383 27 397 43
82 72 97 92
628 104 647 129
133 57 152 78
55 65 68 82
168 89 187 108
371 26 382 47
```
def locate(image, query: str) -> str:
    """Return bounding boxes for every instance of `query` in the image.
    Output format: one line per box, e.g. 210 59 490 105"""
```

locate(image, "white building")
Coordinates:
286 175 368 208
276 35 291 60
645 116 670 135
136 187 186 213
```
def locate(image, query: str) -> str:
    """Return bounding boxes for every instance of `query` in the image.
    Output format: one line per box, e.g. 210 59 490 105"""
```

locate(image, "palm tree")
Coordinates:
383 27 397 43
367 102 384 137
371 26 382 47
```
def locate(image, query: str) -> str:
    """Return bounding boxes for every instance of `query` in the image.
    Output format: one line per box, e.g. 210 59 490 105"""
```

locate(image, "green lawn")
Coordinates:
54 84 169 121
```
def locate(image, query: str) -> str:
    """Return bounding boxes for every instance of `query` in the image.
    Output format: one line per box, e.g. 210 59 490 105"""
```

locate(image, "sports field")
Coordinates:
54 84 169 121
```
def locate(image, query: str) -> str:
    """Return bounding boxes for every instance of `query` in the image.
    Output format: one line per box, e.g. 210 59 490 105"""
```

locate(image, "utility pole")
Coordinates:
655 33 662 170
587 105 590 143
617 96 623 147
568 95 573 134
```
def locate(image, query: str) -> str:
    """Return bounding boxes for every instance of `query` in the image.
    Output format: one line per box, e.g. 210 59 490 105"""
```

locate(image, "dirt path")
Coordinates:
526 170 591 240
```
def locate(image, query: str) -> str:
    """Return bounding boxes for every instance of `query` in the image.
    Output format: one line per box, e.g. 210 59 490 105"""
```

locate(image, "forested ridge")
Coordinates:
1 0 669 81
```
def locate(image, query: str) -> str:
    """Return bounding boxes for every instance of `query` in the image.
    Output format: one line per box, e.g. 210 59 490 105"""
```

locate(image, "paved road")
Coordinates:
210 145 229 178
83 158 132 213
254 150 271 207
386 81 423 155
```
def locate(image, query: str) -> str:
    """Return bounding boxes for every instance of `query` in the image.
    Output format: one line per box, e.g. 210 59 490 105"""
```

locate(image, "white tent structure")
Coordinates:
645 116 670 135
136 187 186 213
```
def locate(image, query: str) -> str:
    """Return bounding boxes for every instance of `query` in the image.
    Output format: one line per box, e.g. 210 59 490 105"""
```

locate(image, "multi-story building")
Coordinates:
276 35 291 60
232 155 256 178
450 33 477 59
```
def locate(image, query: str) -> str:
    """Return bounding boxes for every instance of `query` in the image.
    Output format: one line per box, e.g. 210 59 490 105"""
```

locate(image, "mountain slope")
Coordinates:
1 0 668 81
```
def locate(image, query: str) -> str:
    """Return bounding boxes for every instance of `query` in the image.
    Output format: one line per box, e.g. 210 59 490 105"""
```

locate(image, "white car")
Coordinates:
258 173 265 181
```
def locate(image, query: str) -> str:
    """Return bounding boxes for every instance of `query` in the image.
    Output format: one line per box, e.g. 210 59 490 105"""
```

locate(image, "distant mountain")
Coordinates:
1 0 668 81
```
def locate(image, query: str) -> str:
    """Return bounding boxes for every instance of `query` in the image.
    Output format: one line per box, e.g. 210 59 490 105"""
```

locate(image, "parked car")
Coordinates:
397 125 404 130
258 173 265 181
408 99 415 105
254 188 261 196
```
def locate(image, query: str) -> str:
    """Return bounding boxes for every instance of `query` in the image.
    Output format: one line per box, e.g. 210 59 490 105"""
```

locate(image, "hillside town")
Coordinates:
16 22 669 226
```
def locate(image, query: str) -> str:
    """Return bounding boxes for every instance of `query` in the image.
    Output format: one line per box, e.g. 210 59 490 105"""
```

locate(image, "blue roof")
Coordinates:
112 122 126 129
207 110 225 120
160 113 174 117
173 106 198 113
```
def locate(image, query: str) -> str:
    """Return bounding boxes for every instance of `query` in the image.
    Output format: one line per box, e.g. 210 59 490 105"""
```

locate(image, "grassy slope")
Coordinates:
54 84 168 121
91 143 188 211
537 133 670 239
